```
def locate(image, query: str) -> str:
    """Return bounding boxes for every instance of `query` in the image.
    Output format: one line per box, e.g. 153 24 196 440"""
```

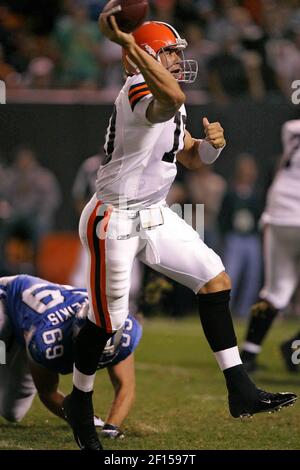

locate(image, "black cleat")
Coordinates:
280 340 300 373
63 393 103 450
229 388 297 418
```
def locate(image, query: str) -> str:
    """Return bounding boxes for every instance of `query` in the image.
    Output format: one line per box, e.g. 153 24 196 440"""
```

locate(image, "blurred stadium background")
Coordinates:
1 0 300 450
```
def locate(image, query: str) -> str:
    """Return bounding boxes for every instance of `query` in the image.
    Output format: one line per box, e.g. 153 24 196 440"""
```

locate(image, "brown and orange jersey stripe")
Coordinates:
128 82 151 111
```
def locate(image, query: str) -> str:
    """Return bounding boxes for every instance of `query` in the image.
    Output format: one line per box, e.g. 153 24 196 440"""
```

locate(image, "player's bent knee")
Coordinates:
198 271 231 294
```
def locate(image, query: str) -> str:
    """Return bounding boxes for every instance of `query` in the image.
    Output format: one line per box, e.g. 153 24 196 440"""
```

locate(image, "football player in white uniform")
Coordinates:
63 15 297 450
241 119 300 372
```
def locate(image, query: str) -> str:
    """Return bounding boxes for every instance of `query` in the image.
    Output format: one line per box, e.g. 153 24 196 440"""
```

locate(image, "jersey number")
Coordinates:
22 284 66 359
162 111 186 164
285 133 300 168
42 328 64 360
122 317 133 348
103 105 117 165
22 284 65 314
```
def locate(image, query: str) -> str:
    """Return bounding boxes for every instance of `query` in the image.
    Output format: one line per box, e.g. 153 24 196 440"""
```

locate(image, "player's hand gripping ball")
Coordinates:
103 0 149 33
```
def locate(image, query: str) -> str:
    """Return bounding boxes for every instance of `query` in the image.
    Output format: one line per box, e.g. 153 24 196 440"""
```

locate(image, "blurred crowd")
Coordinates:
0 146 61 275
1 0 300 102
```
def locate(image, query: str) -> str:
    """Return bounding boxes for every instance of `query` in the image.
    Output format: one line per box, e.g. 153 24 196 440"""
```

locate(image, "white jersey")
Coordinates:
96 74 186 209
261 120 300 226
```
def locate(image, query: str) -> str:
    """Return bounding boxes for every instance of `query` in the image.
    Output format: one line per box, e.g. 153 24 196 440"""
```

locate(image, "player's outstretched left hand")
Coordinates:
203 117 226 149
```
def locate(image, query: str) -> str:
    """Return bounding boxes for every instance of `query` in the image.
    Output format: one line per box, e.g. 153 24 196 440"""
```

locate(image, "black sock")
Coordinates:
198 290 237 352
72 387 93 400
224 364 256 397
70 387 95 421
242 301 279 360
74 319 114 376
198 290 256 395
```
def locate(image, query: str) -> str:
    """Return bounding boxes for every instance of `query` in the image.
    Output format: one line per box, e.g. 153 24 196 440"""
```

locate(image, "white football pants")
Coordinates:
260 225 300 310
79 195 225 332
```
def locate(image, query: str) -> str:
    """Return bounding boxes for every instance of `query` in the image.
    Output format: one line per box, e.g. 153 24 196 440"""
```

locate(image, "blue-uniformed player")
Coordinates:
0 275 142 439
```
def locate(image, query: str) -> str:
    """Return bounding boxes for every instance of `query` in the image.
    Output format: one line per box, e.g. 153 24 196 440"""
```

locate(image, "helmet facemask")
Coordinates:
157 42 198 84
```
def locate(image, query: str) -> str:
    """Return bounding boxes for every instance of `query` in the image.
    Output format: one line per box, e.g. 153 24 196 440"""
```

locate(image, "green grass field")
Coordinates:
1 317 300 450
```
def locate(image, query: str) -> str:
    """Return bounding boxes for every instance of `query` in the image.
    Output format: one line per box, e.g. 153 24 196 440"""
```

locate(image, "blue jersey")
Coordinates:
0 275 142 375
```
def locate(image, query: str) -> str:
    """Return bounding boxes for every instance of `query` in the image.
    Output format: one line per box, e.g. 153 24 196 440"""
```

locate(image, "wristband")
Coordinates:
198 139 224 164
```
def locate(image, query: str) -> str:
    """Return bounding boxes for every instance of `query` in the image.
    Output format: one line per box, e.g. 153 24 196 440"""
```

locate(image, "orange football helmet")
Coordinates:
123 21 198 83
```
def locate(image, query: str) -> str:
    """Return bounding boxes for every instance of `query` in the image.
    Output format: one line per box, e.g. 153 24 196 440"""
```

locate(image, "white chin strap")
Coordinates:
126 56 140 74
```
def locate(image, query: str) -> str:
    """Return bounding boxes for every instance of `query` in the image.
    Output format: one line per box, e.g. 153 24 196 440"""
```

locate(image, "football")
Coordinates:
102 0 149 33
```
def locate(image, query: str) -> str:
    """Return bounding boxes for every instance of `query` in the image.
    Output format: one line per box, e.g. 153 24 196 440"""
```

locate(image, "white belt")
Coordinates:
113 203 167 230
139 206 164 229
